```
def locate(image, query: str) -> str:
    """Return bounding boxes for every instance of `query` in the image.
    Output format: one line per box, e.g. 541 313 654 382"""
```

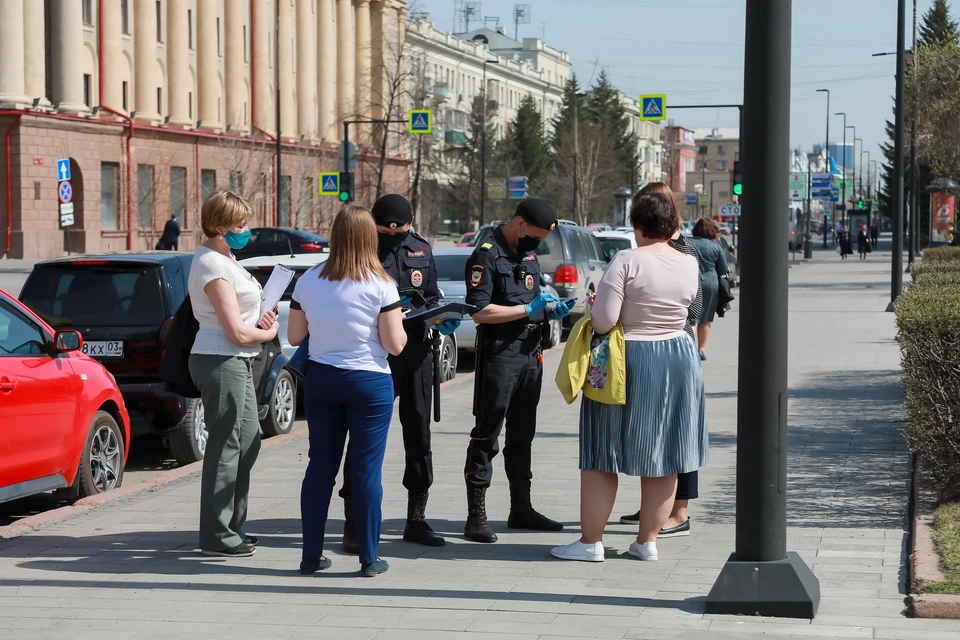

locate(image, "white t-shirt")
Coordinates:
291 266 401 374
188 245 263 357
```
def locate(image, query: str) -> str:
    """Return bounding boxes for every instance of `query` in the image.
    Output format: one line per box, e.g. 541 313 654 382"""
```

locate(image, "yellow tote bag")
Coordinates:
554 309 626 405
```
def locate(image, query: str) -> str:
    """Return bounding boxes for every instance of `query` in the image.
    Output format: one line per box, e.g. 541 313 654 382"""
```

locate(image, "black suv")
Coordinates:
19 253 295 466
232 227 330 261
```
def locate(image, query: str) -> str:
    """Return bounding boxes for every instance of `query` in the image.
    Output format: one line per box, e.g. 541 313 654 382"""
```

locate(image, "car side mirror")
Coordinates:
53 330 83 353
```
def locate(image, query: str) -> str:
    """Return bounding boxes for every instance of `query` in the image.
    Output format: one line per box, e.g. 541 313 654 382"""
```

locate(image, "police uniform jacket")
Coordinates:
380 231 440 338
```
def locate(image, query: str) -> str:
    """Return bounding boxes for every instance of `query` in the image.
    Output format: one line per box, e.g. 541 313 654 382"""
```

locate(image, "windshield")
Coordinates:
435 254 468 281
598 237 633 260
22 264 164 327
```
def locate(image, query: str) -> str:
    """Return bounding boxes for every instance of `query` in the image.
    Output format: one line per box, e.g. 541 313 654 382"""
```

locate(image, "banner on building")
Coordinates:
931 192 956 243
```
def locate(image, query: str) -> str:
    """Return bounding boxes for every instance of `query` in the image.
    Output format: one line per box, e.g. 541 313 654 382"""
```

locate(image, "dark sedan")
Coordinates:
232 228 329 260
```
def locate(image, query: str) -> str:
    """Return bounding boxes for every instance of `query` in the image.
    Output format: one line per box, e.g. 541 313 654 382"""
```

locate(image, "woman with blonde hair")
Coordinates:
188 190 279 557
288 205 407 577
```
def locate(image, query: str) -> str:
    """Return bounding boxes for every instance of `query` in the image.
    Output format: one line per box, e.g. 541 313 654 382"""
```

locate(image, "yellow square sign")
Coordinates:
408 109 433 134
319 172 340 196
639 94 666 121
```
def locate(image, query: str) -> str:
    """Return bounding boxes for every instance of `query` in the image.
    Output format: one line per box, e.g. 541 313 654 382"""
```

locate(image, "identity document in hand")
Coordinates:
259 264 295 318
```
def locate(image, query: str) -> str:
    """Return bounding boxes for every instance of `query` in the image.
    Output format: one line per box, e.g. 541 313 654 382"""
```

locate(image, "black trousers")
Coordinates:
341 336 434 500
676 470 698 501
465 335 542 489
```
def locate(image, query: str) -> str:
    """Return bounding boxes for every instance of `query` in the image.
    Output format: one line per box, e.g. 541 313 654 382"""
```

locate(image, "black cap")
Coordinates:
516 198 558 231
371 194 413 229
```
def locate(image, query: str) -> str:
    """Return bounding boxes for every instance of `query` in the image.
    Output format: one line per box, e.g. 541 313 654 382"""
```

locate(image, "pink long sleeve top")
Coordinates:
591 248 699 341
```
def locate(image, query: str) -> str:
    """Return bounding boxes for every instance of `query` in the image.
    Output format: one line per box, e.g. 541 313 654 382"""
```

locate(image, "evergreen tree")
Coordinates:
551 75 586 150
500 95 553 189
920 0 960 46
444 95 498 224
585 71 639 187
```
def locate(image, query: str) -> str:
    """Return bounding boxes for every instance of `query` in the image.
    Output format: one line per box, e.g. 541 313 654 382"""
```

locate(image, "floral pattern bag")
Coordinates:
582 317 626 405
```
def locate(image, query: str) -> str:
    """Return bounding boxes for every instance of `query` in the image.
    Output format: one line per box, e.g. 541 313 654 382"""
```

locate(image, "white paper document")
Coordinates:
259 265 295 318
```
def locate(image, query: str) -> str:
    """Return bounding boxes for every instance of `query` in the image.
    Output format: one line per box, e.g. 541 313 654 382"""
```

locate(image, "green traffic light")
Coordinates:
857 200 864 210
339 191 349 202
733 184 743 196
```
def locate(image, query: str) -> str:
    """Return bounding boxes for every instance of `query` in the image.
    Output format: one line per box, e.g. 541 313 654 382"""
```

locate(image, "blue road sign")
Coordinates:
686 193 697 206
58 181 73 203
639 94 666 122
508 176 528 200
56 158 71 182
318 172 340 196
408 110 432 134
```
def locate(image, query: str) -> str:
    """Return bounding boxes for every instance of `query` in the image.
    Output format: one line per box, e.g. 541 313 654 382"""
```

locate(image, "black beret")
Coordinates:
516 198 557 231
372 194 413 228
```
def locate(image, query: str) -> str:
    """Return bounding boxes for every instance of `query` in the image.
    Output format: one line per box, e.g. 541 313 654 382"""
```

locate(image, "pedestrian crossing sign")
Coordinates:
319 172 340 196
408 109 433 134
639 94 666 122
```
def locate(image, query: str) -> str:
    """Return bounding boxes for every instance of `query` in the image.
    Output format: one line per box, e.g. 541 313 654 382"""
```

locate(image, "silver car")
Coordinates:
434 247 563 356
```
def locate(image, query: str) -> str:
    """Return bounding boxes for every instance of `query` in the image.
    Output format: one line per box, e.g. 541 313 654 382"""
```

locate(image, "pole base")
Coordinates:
886 301 897 313
705 552 820 619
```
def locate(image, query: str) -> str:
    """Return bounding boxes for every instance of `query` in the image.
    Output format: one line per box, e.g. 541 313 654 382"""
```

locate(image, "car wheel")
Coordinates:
261 369 296 437
171 398 206 466
440 335 457 382
78 411 125 498
548 318 563 348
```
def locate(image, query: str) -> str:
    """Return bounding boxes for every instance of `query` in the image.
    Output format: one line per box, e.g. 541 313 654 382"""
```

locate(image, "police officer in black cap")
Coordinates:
462 198 574 543
339 194 459 551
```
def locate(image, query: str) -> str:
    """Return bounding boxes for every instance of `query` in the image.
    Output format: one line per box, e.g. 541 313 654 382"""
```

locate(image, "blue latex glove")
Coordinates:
524 292 559 317
550 298 576 321
435 319 461 335
399 295 413 307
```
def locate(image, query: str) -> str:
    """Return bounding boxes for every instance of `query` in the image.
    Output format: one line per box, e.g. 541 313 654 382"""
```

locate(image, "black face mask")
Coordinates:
517 234 541 254
378 230 409 252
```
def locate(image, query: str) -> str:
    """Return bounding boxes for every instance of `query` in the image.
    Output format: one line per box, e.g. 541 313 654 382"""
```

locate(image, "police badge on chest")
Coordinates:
411 270 423 287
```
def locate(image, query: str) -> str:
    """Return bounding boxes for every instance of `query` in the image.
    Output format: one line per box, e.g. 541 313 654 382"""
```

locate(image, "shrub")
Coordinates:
911 261 960 288
922 246 960 263
896 284 960 501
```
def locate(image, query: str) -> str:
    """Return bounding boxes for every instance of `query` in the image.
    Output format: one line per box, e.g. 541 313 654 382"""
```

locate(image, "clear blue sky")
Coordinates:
410 0 938 166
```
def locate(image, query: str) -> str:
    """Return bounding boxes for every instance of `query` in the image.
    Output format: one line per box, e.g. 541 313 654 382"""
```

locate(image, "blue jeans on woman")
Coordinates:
301 360 394 565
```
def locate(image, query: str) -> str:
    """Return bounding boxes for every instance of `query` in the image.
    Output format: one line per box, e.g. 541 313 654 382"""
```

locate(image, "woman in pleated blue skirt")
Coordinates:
551 188 708 564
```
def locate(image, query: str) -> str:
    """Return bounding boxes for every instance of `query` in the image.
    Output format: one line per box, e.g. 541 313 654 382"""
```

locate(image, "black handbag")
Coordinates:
716 276 735 318
158 296 201 398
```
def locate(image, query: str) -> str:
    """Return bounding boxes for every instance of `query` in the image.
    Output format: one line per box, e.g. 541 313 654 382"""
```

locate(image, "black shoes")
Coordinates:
620 510 640 525
243 535 259 546
403 490 445 547
464 487 498 543
299 557 332 574
507 484 563 532
618 511 693 538
201 542 255 557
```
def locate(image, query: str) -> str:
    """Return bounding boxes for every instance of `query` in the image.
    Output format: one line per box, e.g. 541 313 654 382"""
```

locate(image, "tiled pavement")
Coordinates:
2 246 959 639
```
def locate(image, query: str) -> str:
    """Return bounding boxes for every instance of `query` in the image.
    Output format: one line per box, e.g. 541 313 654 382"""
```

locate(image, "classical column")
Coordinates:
197 0 219 128
336 0 355 124
296 0 317 139
50 0 86 112
0 1 27 106
224 0 246 130
167 0 191 126
133 0 159 121
354 0 371 143
252 0 272 132
22 0 49 106
317 0 337 142
370 0 386 123
278 0 294 138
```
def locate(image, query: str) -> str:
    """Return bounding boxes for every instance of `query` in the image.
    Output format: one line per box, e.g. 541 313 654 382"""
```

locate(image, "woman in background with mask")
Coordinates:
188 190 280 557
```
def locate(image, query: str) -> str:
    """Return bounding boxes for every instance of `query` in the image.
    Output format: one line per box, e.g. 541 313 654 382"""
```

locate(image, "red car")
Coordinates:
0 288 130 504
455 231 476 247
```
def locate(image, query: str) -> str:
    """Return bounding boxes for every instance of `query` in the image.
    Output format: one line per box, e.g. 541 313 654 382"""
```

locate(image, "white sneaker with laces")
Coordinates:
627 540 659 561
550 540 605 562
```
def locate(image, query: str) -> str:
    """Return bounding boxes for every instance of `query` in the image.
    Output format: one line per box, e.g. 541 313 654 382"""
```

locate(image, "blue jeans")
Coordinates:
300 361 393 565
286 335 309 381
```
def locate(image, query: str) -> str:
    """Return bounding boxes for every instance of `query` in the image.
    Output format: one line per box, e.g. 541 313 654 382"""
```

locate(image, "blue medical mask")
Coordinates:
224 229 250 250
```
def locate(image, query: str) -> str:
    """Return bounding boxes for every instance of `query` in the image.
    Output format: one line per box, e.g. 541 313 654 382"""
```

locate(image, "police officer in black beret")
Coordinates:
339 194 459 551
462 199 574 543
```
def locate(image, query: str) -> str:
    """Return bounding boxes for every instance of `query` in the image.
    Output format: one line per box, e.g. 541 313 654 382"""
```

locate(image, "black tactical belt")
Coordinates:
484 323 542 341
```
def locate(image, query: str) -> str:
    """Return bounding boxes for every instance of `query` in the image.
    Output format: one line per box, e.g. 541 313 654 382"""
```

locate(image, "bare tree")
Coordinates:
554 123 620 226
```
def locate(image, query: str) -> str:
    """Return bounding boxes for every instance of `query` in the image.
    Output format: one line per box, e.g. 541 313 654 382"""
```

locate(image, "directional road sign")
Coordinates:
58 181 73 203
408 109 433 134
686 193 698 206
719 204 741 217
639 94 666 121
319 172 340 196
508 176 528 200
56 158 71 182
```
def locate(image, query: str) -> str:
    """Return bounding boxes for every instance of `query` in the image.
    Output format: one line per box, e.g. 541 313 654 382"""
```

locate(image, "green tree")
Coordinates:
551 75 586 150
500 95 553 189
920 0 960 46
442 95 498 225
585 71 639 187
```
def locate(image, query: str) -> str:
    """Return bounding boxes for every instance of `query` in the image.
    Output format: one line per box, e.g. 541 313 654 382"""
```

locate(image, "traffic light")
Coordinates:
733 161 743 196
338 171 354 203
857 199 864 210
826 214 832 221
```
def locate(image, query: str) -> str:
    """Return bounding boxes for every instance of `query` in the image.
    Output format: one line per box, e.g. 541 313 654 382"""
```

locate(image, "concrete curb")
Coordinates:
0 429 305 542
909 458 960 618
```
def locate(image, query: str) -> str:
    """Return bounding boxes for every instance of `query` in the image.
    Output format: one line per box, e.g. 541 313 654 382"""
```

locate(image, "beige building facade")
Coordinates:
0 0 411 259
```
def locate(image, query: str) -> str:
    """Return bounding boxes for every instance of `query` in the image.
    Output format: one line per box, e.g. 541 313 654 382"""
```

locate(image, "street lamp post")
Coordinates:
890 0 907 310
835 113 847 227
479 59 499 226
816 89 830 247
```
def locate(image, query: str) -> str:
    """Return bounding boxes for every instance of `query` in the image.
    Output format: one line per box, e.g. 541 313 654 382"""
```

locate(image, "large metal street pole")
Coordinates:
706 0 820 617
835 113 847 228
275 0 282 225
889 0 906 311
817 89 830 247
909 0 920 261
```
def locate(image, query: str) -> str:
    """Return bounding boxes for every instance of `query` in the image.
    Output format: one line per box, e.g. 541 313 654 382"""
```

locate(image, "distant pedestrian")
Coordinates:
687 218 728 361
838 225 853 260
857 226 870 260
156 213 181 251
870 221 879 249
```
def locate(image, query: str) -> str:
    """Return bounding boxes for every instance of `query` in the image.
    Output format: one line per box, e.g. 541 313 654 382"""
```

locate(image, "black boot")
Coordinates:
507 483 563 531
464 487 498 543
341 498 359 555
403 490 445 547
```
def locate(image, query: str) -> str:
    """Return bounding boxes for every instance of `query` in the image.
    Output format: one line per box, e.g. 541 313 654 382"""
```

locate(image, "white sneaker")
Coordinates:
550 539 605 562
627 541 659 561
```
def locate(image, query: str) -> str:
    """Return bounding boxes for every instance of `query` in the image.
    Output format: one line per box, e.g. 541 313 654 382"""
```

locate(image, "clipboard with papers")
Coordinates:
402 302 477 328
258 264 295 318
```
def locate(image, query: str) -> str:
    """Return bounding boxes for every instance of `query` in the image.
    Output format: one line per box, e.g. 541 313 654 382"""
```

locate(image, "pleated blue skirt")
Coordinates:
579 336 708 477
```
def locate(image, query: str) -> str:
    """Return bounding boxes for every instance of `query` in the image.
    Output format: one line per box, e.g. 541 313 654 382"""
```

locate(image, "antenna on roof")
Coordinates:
513 4 531 41
464 2 481 32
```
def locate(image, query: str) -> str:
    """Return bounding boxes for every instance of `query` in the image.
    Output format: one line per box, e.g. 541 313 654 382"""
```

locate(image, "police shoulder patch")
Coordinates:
406 250 426 258
470 265 485 287
479 242 494 252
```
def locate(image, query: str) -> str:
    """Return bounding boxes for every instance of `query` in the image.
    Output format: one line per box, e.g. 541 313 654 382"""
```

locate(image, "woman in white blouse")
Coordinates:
187 191 279 558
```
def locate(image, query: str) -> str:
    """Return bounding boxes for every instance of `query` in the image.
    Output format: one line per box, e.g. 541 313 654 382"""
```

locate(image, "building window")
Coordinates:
188 10 194 49
717 145 725 155
697 161 706 170
279 176 292 227
719 190 729 199
156 0 162 42
170 167 187 220
157 87 162 116
83 74 92 107
299 177 313 227
101 163 119 229
244 26 248 61
82 0 93 25
230 170 243 192
717 161 725 170
137 164 154 228
122 81 129 110
217 18 221 55
268 33 272 67
188 92 193 119
121 0 130 33
201 169 217 203
699 145 708 155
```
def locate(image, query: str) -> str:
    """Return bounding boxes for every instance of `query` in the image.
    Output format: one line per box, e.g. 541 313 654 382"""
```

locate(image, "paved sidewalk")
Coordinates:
2 251 959 640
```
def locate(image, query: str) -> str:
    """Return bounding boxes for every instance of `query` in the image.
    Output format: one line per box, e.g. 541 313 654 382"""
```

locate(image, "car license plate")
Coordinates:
81 340 124 358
